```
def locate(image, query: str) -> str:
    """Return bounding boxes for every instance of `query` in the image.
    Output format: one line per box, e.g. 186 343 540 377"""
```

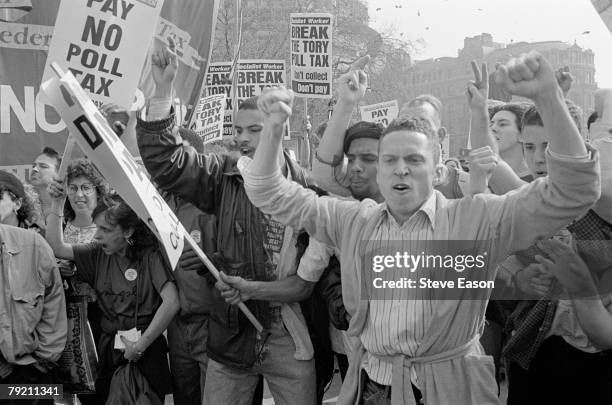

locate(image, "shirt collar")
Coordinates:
0 225 22 255
381 191 437 229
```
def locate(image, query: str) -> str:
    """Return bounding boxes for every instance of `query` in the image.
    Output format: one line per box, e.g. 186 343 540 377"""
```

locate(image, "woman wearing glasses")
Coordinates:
53 160 108 404
45 178 179 404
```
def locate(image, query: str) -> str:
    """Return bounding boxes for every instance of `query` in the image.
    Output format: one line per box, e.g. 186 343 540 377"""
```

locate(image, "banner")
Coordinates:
0 0 32 22
40 66 183 268
359 100 399 126
0 0 218 168
204 60 287 136
592 0 612 35
192 94 225 144
290 13 333 99
42 0 165 109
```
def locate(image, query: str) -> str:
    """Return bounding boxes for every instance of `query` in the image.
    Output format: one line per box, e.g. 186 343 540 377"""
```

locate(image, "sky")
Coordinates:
367 0 612 88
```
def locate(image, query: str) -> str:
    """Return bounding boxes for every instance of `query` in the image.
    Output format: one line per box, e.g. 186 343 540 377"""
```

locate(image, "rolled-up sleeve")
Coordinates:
486 147 601 260
311 155 353 198
239 157 360 251
297 240 333 283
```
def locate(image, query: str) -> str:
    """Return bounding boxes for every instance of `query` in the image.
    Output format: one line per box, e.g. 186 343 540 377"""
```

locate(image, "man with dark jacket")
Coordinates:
136 42 317 405
161 129 216 405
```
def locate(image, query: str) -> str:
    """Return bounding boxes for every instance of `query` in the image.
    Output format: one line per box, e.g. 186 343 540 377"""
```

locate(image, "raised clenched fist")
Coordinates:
257 87 294 126
151 38 178 97
494 51 559 102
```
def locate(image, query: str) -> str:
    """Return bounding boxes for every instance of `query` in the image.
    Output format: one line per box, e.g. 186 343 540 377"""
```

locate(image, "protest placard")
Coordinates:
359 100 399 127
40 65 183 268
192 93 225 144
290 13 333 99
204 59 287 136
42 0 165 109
0 1 218 169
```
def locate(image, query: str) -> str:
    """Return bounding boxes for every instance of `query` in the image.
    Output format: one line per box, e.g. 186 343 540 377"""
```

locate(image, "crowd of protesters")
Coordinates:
0 35 610 405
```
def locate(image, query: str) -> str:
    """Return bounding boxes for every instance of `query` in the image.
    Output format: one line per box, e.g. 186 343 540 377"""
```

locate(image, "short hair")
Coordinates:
343 121 384 153
408 94 442 113
522 100 582 133
238 96 259 111
40 147 61 170
380 117 441 163
401 94 443 127
489 103 529 132
64 159 108 222
587 111 598 131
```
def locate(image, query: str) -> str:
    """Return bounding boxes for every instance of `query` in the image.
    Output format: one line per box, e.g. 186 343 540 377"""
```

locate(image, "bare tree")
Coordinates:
210 0 424 131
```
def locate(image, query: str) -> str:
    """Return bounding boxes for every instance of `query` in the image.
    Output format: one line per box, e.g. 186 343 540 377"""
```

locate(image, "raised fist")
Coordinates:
257 87 294 126
467 146 498 195
151 38 178 97
337 70 367 104
494 51 558 102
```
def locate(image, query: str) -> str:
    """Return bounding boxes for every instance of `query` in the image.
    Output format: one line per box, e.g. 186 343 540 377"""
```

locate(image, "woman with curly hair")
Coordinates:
45 186 179 404
0 170 38 227
52 159 108 404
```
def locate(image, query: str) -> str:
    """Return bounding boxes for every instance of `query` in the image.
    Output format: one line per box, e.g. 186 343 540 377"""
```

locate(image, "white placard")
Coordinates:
204 59 287 136
359 100 399 127
290 13 333 99
192 94 225 144
42 0 165 109
40 65 184 269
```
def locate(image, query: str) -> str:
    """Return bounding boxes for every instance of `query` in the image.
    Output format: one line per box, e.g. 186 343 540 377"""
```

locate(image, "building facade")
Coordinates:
403 34 597 157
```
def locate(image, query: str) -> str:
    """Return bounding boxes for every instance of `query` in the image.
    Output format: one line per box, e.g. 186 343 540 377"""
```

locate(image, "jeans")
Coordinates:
203 317 316 405
167 315 209 405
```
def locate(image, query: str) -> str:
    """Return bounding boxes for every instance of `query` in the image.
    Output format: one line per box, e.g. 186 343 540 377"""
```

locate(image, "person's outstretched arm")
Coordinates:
241 87 363 250
311 57 369 197
482 52 600 262
136 41 224 214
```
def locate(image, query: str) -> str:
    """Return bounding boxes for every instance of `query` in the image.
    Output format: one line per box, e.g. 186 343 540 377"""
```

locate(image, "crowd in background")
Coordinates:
0 42 611 405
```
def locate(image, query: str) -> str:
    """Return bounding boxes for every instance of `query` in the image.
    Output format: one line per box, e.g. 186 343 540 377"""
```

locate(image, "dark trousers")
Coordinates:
336 352 349 381
359 370 423 405
0 365 55 405
167 316 209 405
507 335 612 405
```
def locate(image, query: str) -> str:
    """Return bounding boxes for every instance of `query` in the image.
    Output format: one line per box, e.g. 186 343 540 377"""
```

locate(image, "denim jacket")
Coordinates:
0 225 66 375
